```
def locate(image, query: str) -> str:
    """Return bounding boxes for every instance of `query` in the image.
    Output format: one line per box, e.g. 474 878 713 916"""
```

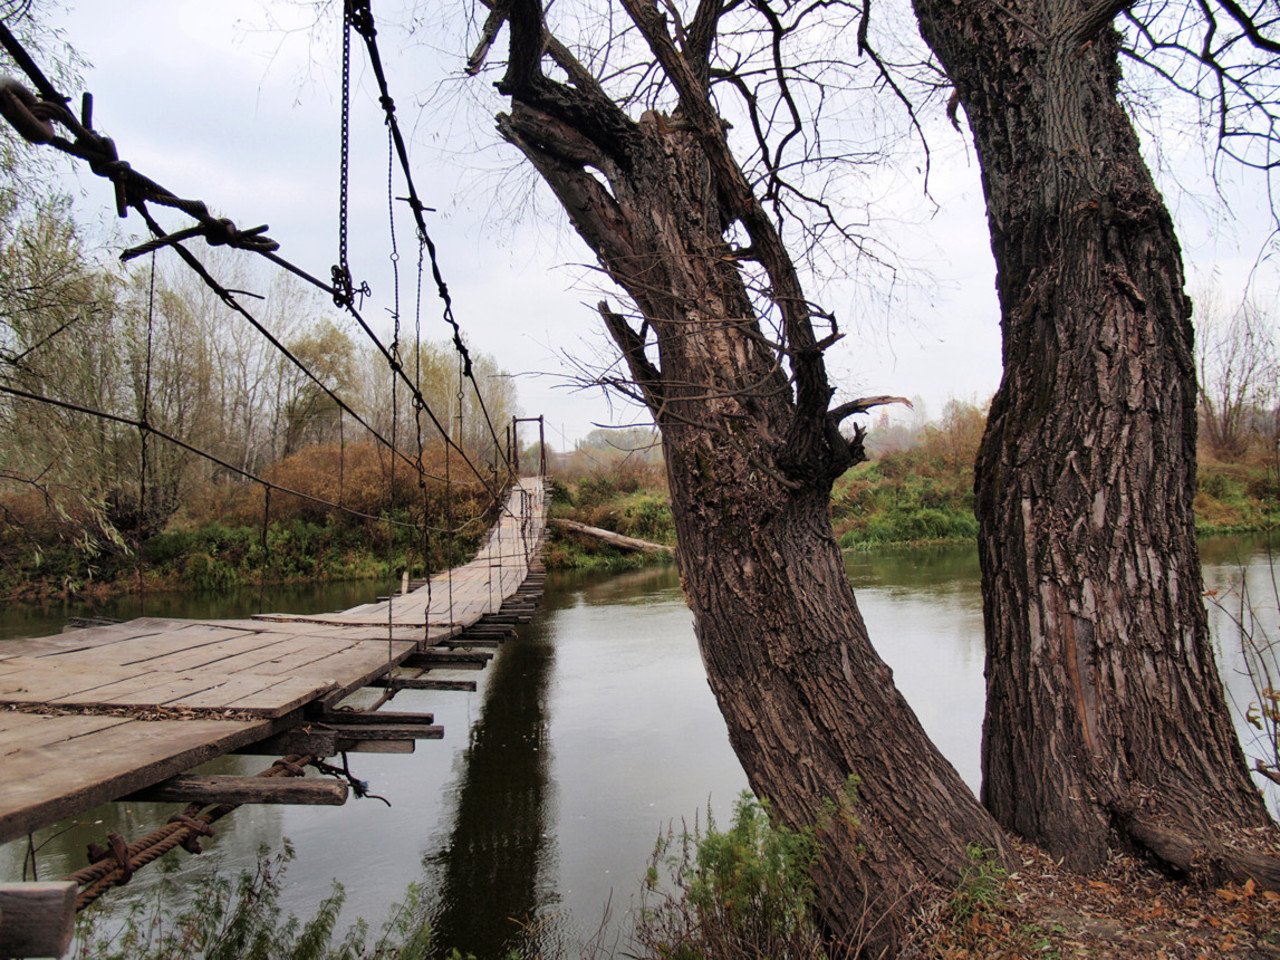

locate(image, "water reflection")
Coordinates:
422 617 559 957
2 537 1276 955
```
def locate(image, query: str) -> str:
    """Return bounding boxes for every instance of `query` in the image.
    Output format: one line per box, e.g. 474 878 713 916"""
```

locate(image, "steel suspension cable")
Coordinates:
344 0 507 465
0 384 421 529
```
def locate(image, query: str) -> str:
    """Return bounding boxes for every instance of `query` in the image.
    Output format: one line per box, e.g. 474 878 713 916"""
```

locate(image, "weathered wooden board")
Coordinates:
46 624 255 667
0 659 331 718
0 712 134 753
138 630 300 672
126 774 348 806
0 712 273 845
0 660 144 702
0 881 78 958
168 674 333 715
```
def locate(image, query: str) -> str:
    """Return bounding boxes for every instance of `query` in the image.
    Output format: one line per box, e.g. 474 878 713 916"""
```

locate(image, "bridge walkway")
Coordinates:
0 478 546 847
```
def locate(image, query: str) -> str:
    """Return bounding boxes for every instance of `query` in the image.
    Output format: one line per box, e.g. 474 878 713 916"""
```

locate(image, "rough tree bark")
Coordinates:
911 0 1278 881
483 0 1011 952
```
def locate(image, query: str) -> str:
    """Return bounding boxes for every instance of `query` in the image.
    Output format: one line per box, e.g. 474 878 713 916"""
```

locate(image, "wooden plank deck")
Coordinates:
0 478 545 846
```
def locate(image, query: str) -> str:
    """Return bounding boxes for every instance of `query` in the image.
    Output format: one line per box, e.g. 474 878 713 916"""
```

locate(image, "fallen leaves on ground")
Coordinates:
916 841 1280 958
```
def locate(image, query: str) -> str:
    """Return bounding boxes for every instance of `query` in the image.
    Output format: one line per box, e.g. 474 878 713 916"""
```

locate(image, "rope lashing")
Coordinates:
0 77 57 142
66 755 322 910
121 219 277 261
0 67 281 255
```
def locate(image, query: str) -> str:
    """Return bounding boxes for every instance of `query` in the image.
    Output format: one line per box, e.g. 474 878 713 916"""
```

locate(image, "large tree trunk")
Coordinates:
912 0 1275 878
488 1 1011 953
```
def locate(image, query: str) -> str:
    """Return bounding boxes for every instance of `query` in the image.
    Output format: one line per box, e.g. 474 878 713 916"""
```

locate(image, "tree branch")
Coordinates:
828 394 912 425
598 300 665 409
1067 0 1134 45
1212 0 1280 55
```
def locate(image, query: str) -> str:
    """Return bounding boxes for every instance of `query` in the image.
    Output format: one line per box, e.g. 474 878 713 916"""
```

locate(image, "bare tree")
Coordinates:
470 1 1010 951
911 0 1280 884
1197 295 1277 461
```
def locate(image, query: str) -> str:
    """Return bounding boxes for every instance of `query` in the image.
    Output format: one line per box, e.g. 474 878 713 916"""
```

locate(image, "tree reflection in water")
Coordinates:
422 610 561 957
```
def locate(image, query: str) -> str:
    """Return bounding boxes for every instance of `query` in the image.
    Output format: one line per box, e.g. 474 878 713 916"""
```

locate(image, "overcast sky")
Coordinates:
20 1 1279 448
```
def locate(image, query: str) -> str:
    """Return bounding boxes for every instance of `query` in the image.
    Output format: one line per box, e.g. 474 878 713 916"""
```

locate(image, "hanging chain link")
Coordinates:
331 0 354 308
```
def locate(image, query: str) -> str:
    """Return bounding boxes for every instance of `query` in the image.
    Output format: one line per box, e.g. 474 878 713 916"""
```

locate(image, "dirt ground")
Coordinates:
917 842 1280 959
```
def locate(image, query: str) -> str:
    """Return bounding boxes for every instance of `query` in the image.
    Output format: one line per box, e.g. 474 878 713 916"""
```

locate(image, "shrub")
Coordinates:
74 843 438 960
634 793 835 960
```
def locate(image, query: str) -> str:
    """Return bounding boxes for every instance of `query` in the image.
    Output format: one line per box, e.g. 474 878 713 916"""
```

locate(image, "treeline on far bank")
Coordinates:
7 404 1275 597
545 400 1279 567
0 442 504 602
0 194 518 602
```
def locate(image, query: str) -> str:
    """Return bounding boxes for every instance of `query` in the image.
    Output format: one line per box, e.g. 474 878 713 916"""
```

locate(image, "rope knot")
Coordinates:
0 78 57 143
204 218 279 253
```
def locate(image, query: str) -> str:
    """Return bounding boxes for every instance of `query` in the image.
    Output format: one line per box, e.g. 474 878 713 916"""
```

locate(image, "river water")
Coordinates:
1 536 1276 956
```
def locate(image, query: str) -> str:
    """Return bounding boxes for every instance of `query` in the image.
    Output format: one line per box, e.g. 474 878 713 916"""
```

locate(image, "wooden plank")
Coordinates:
0 713 135 754
235 729 416 756
367 677 477 692
0 882 77 959
124 774 348 806
443 637 503 649
53 624 255 668
0 716 273 845
169 675 333 717
139 631 297 672
323 723 444 741
256 642 411 678
338 740 414 754
0 660 143 703
176 637 356 677
313 709 435 725
402 651 493 667
272 643 418 702
50 668 218 707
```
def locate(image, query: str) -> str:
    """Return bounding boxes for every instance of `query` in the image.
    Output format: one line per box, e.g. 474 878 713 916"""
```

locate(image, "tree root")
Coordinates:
1110 802 1280 890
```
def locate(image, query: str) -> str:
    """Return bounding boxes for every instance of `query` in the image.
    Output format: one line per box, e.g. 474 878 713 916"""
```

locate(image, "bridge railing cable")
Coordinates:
0 18 511 499
343 0 509 473
0 12 529 551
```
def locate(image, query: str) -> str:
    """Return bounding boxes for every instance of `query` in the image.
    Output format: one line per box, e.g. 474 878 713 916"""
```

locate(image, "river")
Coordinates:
1 535 1276 957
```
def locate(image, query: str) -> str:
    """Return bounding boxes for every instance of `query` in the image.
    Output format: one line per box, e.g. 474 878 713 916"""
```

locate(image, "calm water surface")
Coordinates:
1 536 1276 956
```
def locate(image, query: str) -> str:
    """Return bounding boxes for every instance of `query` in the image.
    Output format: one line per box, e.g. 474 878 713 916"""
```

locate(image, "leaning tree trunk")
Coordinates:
912 0 1276 879
486 1 1011 953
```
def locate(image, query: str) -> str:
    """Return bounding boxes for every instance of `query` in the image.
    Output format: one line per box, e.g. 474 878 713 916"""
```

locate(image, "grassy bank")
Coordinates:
0 514 485 604
0 449 497 602
831 454 1277 548
544 472 677 571
546 451 1277 561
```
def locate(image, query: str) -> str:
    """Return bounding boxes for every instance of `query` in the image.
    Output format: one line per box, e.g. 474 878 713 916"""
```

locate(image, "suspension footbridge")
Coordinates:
0 478 545 955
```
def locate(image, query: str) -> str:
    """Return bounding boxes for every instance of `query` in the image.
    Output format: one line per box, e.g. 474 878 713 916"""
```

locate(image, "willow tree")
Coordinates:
911 0 1280 881
471 0 1009 951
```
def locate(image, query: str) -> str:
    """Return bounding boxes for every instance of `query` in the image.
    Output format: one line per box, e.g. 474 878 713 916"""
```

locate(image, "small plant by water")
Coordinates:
928 842 1012 953
633 791 833 960
73 843 437 960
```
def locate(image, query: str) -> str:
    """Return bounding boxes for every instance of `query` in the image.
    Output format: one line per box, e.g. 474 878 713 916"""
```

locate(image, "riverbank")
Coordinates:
544 456 1277 565
0 516 487 604
832 450 1278 548
4 452 1273 594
